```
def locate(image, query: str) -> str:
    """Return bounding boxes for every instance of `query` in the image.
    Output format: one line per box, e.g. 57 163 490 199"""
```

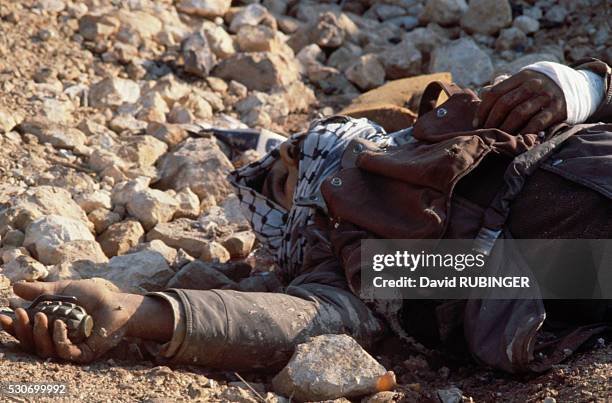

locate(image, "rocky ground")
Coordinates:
0 0 610 401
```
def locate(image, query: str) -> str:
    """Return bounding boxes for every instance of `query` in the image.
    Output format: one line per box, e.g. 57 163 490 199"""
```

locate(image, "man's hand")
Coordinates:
0 279 173 363
474 70 567 135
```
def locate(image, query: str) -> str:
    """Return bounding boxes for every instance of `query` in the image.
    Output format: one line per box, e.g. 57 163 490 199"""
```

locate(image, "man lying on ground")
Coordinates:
1 59 611 373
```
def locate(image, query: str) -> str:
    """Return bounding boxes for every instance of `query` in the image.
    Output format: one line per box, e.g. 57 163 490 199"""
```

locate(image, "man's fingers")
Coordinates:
0 314 15 336
53 320 85 362
520 109 558 135
53 320 96 364
13 281 66 301
33 313 55 358
475 75 524 127
14 308 34 352
500 95 551 134
483 85 532 129
475 86 496 127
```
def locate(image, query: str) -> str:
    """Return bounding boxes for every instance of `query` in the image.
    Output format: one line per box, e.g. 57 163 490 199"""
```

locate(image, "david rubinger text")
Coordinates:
373 276 531 288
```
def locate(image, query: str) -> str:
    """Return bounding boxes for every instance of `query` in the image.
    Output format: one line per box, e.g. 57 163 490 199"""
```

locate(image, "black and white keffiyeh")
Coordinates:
229 116 390 280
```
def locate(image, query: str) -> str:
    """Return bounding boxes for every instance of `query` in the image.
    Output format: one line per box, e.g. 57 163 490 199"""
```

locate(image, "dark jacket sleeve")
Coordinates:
156 221 384 371
573 58 612 123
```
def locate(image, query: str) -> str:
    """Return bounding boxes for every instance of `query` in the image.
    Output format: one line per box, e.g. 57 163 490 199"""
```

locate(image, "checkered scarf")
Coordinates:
229 116 388 280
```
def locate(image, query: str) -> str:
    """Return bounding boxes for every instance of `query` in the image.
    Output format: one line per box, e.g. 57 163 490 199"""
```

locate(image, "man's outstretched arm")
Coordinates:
0 270 383 370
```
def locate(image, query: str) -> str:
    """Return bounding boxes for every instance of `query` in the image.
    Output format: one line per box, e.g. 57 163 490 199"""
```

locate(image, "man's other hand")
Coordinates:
0 279 172 363
474 70 567 135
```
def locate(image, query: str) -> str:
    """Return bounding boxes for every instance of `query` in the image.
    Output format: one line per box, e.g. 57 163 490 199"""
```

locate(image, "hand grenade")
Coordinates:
1 295 94 343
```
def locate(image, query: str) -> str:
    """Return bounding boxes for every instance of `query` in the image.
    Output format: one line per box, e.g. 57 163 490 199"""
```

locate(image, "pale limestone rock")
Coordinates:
98 250 175 293
146 122 189 147
75 190 112 214
111 177 151 206
118 135 168 168
198 194 250 235
116 10 163 40
89 77 141 109
195 89 223 112
18 120 86 150
23 215 95 265
206 77 228 93
513 15 540 34
79 14 120 42
495 27 528 51
155 137 234 201
136 91 169 123
272 334 391 401
430 37 493 86
177 0 232 18
1 247 29 265
126 189 179 230
229 4 276 33
167 104 194 124
0 186 91 234
39 240 108 265
40 98 74 124
146 218 210 258
36 0 66 13
421 0 468 26
380 41 422 80
131 240 178 267
88 208 122 235
46 261 83 282
183 31 216 78
199 240 230 263
288 11 346 53
236 25 283 53
0 108 18 133
183 91 216 119
461 0 512 35
345 54 385 91
174 188 200 219
98 220 145 257
222 231 256 258
151 75 191 105
201 22 236 59
1 255 49 282
213 52 300 92
108 114 147 133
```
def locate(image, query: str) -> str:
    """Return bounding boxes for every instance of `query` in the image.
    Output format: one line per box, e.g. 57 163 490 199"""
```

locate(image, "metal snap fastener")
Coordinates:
330 177 342 187
436 108 447 118
352 143 364 154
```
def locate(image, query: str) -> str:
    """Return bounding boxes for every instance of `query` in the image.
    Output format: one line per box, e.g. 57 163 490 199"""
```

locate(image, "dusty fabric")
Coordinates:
509 169 612 238
160 228 385 370
146 291 186 358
